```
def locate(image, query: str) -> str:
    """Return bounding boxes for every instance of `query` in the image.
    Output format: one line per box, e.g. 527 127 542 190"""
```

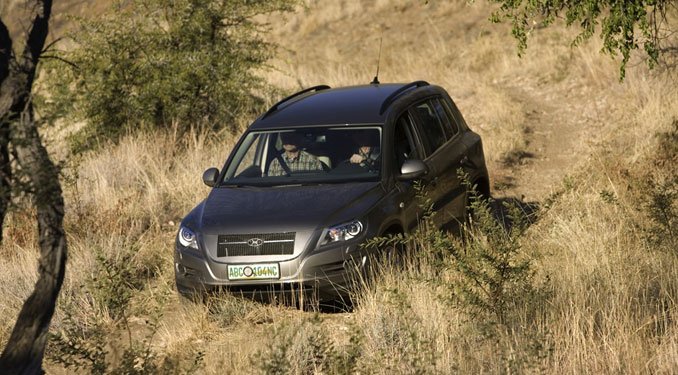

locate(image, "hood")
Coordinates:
197 182 383 234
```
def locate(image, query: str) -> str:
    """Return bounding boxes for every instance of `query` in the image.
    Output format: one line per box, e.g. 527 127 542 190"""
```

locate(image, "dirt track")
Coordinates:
492 80 604 202
501 73 634 205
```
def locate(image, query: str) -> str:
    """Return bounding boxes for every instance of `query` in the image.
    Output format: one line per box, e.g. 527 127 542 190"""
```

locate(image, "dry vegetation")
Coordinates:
1 0 677 373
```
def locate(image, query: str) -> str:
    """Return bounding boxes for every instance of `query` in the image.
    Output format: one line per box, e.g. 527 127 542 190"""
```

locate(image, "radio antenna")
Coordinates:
371 37 383 85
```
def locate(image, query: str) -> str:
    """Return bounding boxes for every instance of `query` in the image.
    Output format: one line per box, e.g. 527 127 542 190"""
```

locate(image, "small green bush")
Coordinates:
451 177 535 326
43 0 296 151
643 120 677 253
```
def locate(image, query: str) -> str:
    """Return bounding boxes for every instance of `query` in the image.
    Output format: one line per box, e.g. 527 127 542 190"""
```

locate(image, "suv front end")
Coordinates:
174 205 377 302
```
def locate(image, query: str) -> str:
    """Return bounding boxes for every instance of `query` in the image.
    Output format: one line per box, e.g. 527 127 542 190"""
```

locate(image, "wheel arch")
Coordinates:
378 221 405 237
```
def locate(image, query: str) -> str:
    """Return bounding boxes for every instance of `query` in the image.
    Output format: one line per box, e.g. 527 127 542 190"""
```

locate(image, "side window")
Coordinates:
393 113 420 169
432 98 459 138
443 98 468 131
414 101 446 153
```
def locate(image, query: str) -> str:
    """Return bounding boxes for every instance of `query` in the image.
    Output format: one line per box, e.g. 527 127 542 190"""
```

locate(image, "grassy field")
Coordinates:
1 0 677 373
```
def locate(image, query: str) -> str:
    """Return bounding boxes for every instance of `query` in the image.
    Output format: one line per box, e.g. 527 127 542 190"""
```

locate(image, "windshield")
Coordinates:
222 126 382 186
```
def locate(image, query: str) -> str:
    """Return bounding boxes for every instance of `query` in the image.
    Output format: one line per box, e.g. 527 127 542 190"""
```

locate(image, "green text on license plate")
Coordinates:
227 263 280 280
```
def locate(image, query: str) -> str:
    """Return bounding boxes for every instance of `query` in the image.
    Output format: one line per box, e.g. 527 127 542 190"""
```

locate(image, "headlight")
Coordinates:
178 226 198 250
321 220 364 245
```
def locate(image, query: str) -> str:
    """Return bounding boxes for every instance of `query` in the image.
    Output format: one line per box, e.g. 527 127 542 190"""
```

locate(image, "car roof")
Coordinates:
249 83 412 130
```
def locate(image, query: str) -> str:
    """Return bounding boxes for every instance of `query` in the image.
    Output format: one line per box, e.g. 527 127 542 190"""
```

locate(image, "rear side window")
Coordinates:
443 98 469 131
432 98 459 139
413 101 446 154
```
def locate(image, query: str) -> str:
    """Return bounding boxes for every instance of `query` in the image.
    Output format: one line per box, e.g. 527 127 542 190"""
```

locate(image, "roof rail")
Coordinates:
379 80 429 115
262 85 331 118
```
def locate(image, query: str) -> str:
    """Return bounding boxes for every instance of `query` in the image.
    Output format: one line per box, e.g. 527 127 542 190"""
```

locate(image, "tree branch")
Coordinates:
40 54 78 70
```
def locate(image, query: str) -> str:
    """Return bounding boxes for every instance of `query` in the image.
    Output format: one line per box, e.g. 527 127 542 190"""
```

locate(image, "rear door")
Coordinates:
411 97 469 226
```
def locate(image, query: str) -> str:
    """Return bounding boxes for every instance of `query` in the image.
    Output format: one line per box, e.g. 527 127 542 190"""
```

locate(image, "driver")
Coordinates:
348 131 380 170
268 132 323 176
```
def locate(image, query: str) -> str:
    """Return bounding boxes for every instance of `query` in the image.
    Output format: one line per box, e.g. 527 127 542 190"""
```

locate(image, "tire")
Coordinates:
367 232 406 277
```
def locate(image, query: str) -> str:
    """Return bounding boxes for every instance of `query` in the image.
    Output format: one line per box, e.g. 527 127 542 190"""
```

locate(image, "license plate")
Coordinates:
227 263 280 280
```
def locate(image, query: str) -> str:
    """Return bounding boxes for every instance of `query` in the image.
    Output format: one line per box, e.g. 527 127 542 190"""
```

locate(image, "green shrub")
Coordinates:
644 177 677 252
42 0 296 151
451 178 535 325
643 120 677 253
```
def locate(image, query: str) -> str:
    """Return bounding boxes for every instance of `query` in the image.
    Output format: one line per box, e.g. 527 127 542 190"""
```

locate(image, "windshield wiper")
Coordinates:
220 183 263 188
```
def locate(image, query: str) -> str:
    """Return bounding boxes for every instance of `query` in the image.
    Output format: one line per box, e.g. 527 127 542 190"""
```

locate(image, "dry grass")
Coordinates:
0 0 676 373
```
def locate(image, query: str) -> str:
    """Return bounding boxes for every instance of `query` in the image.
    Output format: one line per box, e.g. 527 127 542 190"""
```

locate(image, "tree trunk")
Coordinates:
0 1 68 374
0 20 12 243
0 101 66 375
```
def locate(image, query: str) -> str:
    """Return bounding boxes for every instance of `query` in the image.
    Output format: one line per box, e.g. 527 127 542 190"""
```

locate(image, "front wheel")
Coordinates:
364 233 407 279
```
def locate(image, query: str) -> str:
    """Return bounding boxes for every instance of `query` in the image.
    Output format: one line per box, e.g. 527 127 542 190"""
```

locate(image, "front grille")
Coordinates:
217 232 295 257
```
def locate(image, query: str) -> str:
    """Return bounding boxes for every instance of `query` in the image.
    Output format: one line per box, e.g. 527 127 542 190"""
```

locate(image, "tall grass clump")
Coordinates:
252 314 363 375
643 120 677 254
48 246 204 373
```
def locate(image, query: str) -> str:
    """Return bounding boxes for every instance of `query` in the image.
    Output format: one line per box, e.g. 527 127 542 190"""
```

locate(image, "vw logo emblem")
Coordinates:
247 238 264 247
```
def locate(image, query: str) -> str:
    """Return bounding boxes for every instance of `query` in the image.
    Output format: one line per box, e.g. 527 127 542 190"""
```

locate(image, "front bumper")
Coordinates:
174 240 366 301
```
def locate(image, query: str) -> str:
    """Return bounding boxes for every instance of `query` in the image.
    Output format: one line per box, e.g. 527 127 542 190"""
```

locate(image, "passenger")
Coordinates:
268 132 323 176
348 132 380 170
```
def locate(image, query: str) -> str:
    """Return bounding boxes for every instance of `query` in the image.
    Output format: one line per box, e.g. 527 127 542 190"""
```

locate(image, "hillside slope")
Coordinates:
0 1 676 373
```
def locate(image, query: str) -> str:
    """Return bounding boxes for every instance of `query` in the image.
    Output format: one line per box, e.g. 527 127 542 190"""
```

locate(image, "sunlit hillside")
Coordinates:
0 0 676 373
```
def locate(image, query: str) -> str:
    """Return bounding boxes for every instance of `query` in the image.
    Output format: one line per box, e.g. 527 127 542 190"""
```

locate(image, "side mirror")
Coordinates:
202 167 219 187
397 159 428 181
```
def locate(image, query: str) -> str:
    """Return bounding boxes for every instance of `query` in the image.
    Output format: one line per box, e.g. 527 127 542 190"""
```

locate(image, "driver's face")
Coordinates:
283 143 298 152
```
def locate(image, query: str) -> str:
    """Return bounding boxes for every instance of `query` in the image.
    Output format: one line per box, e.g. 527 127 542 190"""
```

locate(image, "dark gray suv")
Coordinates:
175 81 490 301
